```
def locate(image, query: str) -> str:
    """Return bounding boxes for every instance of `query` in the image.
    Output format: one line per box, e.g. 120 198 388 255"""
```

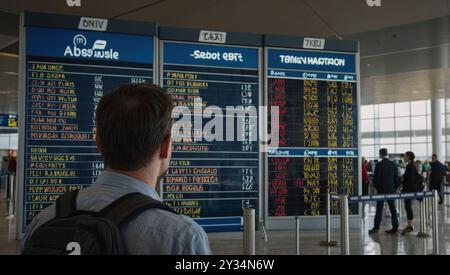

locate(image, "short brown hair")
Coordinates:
96 84 174 171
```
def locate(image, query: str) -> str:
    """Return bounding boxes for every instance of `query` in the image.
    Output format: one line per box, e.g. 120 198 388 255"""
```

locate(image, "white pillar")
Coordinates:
431 98 444 159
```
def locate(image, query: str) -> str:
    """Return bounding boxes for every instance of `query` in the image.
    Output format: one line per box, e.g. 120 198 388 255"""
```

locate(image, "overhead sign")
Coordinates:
303 38 325 50
199 30 227 44
78 17 108 32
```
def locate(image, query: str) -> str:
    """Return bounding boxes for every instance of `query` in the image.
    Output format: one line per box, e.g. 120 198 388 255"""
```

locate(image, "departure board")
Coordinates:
161 37 261 232
0 114 18 127
19 14 156 232
266 46 359 217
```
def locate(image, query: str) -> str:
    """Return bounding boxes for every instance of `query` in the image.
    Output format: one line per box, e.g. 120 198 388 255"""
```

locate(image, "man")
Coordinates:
369 148 399 234
23 84 212 255
429 154 446 204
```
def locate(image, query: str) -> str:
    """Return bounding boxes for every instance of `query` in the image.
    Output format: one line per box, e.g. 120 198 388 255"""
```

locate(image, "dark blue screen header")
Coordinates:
163 41 258 69
267 48 356 73
26 27 154 64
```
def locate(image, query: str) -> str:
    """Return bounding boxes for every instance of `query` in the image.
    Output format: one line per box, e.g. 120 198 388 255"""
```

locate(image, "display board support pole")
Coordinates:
340 194 350 255
243 207 256 255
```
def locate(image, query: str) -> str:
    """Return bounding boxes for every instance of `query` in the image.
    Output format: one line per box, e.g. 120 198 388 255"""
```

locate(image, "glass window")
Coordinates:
411 116 427 130
380 118 395 132
446 99 450 113
362 138 375 145
446 143 450 159
446 114 450 129
361 119 374 133
379 103 394 118
361 105 375 119
411 134 427 143
411 101 427 116
442 114 445 128
412 143 427 158
395 102 410 117
396 137 411 144
396 144 411 154
395 117 411 131
362 146 375 159
380 137 395 144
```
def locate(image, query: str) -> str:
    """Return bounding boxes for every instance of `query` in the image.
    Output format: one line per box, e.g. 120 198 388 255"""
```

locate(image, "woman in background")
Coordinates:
401 152 419 235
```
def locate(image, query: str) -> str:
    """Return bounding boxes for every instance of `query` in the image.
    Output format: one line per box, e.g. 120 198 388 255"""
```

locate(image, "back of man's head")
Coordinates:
96 84 174 171
432 154 438 160
379 148 388 158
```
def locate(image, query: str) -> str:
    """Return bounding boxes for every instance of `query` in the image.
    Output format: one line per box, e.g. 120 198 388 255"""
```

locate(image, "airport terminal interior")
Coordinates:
3 0 450 256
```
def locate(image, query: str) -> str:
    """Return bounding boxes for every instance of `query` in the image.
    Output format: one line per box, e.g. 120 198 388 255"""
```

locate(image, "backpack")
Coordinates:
415 171 425 192
23 190 177 255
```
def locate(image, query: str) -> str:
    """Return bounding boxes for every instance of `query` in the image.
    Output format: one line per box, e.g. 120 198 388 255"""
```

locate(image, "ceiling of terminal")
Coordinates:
1 0 450 113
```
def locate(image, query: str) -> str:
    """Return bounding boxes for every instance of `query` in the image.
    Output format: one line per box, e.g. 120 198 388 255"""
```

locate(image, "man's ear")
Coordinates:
160 134 172 159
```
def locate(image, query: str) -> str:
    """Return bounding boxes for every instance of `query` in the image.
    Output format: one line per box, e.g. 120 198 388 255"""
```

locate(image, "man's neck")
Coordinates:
107 167 158 190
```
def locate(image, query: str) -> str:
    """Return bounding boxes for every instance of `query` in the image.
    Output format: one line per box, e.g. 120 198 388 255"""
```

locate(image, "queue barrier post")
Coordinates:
319 193 338 247
295 217 300 255
432 190 439 255
340 194 350 255
243 207 256 255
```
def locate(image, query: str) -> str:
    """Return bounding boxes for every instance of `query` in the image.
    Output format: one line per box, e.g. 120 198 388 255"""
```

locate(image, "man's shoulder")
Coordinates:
126 208 210 254
133 207 205 236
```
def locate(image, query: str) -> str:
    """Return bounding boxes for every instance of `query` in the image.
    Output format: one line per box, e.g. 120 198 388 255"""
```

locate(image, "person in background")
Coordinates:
369 149 399 235
367 160 374 174
400 151 419 235
0 156 8 192
7 156 16 175
429 154 445 204
1 156 8 175
414 160 422 174
362 157 370 196
422 160 431 181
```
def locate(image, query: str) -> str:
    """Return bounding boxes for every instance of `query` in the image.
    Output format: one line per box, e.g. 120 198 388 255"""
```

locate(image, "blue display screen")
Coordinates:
162 41 260 232
23 27 155 229
266 47 359 217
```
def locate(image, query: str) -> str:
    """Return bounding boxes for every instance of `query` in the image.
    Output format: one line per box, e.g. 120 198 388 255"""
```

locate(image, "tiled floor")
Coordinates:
209 201 450 255
0 196 19 255
2 192 450 255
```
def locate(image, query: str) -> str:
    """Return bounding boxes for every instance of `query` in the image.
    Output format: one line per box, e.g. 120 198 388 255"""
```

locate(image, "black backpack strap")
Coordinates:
55 190 79 218
99 192 178 227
